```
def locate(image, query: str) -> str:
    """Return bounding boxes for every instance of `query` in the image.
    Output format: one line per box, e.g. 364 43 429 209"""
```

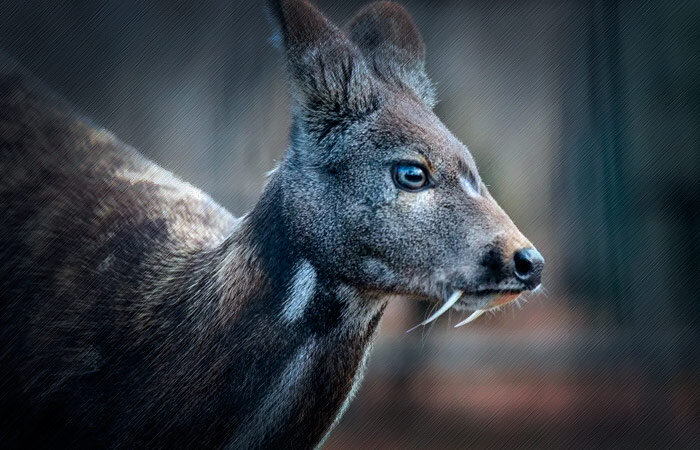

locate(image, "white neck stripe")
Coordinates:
281 260 317 322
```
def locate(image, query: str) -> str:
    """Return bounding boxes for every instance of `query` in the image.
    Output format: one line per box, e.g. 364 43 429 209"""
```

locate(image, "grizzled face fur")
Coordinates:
269 0 544 312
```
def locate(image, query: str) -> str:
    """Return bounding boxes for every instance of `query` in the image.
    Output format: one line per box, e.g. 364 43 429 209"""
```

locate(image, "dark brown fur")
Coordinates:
0 57 384 448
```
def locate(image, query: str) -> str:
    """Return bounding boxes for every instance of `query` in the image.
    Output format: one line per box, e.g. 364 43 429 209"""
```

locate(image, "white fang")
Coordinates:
282 260 316 322
407 290 463 332
454 309 486 327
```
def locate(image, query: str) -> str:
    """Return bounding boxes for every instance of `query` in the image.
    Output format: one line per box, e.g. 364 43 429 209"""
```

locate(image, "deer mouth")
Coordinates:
406 286 532 333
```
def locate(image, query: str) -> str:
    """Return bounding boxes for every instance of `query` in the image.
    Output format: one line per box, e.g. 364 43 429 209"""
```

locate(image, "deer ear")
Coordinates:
347 1 435 107
267 0 377 117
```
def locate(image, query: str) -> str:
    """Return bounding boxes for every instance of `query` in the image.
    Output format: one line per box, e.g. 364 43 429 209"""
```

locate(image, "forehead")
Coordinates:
370 96 478 173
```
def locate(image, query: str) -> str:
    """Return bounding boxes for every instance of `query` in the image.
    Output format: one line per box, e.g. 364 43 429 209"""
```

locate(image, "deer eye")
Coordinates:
393 162 429 191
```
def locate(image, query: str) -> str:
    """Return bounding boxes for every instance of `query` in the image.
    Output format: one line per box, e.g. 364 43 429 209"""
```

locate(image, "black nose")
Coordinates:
513 247 544 287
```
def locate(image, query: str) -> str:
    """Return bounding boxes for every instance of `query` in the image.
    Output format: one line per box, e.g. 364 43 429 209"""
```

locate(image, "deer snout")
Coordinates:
478 233 544 292
513 247 544 289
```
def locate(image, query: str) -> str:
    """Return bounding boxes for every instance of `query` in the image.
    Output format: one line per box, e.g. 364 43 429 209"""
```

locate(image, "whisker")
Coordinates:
423 301 438 322
531 284 548 298
515 296 524 310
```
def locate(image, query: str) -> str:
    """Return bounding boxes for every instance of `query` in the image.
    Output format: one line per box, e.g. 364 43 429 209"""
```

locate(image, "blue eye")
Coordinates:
393 162 429 191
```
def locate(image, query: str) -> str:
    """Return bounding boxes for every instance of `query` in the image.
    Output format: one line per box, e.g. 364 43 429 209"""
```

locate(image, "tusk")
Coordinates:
454 309 485 327
407 290 463 333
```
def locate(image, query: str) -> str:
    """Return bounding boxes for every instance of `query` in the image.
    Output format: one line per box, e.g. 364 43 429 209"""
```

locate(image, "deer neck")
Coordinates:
212 175 388 447
219 174 387 332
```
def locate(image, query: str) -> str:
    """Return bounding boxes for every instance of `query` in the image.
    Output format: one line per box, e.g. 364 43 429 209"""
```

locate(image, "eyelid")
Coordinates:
395 159 429 171
394 148 432 170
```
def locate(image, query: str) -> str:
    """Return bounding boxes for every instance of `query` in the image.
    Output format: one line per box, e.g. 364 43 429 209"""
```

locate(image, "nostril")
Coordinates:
514 250 533 278
513 247 544 282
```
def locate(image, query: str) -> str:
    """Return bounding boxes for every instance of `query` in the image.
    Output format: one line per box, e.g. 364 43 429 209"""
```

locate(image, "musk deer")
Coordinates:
0 0 544 448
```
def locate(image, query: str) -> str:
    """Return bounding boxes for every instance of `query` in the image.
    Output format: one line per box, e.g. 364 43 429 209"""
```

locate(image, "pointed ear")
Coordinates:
347 1 435 107
267 0 378 117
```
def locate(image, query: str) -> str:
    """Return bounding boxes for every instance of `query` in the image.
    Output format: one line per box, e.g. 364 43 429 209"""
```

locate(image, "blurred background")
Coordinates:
2 0 698 447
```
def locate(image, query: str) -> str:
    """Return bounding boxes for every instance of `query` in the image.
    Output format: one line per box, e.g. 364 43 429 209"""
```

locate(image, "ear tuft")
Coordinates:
348 1 425 62
347 1 435 107
267 0 336 53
